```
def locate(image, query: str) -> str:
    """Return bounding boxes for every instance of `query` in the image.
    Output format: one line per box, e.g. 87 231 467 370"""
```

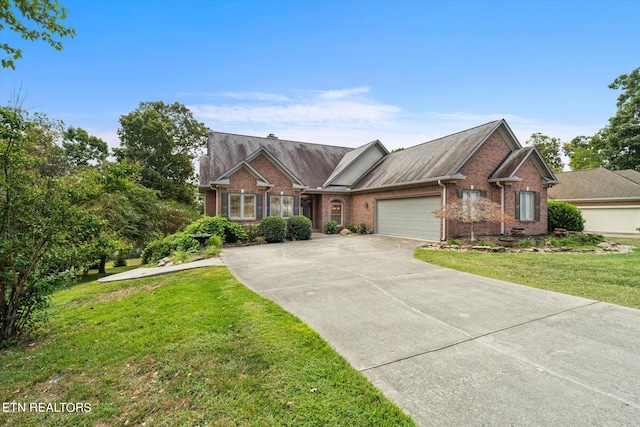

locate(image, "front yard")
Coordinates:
0 267 415 426
414 237 640 310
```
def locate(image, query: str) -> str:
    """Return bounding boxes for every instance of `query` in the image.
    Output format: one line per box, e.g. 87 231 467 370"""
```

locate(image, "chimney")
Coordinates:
266 133 278 139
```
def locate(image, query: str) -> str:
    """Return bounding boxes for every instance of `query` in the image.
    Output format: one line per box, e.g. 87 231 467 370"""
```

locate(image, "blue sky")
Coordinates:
1 0 639 155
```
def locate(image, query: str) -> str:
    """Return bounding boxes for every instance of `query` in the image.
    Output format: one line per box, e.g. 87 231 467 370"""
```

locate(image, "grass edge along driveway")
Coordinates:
414 243 640 310
0 267 416 427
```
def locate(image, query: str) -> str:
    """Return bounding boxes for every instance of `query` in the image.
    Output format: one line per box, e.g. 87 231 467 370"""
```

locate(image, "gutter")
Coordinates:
349 174 466 194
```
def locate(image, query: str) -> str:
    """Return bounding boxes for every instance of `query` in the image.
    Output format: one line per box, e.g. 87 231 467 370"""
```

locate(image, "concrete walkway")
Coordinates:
97 258 223 282
222 234 640 426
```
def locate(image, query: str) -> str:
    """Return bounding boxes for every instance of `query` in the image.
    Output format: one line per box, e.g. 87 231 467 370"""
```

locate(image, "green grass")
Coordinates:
414 238 640 309
0 267 415 426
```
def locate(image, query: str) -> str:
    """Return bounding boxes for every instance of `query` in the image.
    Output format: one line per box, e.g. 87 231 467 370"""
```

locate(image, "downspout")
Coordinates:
264 185 273 217
496 181 505 235
438 180 446 241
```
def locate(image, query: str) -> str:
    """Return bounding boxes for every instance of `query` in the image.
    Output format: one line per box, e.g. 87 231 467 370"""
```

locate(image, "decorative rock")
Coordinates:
339 229 353 236
157 257 173 267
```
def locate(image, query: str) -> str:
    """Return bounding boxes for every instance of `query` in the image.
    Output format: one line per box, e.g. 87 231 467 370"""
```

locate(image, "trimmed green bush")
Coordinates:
287 215 312 241
548 200 585 232
242 223 262 242
142 232 199 264
563 233 605 246
357 223 367 234
260 216 287 243
325 220 338 235
184 215 247 243
345 224 357 233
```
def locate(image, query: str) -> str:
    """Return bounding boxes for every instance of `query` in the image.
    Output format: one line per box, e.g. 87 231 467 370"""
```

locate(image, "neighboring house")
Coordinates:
198 119 559 241
548 168 640 235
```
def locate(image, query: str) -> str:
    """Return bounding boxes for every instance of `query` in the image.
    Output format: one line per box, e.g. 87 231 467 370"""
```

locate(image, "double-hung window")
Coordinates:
229 193 255 220
270 195 294 218
515 191 540 221
458 189 484 217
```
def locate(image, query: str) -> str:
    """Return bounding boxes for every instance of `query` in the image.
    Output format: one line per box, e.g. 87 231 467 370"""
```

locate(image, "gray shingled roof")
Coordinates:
323 139 382 187
548 168 640 200
202 132 352 189
352 120 502 189
490 147 534 181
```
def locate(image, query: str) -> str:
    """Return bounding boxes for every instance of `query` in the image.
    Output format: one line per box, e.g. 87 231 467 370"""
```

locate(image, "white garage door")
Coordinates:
376 196 441 241
579 206 640 234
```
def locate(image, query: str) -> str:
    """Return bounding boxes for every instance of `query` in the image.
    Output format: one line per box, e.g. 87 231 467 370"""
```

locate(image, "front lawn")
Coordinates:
414 238 640 309
0 267 415 426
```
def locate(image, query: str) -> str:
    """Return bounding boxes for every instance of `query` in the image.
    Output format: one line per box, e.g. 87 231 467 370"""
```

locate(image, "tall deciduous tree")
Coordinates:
114 101 208 205
62 126 109 166
0 0 75 69
1 105 101 346
563 135 605 170
526 133 564 172
600 67 640 171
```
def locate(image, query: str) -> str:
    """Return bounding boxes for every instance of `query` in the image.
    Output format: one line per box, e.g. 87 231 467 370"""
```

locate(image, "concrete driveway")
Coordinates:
222 234 640 426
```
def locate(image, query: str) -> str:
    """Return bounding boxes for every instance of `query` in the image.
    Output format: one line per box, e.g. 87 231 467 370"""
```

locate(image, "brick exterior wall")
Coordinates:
203 131 552 239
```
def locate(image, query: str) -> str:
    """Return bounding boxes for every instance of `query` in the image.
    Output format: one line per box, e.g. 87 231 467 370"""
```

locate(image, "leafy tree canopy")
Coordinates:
62 126 109 167
600 67 640 171
526 132 564 172
562 135 605 170
1 105 101 345
0 0 75 69
114 101 208 205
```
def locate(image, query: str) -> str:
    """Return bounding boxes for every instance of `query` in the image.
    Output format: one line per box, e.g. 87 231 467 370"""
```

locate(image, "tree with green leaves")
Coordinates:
526 132 564 172
562 135 605 170
600 67 640 171
62 126 109 166
1 105 101 346
114 101 208 205
1 0 75 69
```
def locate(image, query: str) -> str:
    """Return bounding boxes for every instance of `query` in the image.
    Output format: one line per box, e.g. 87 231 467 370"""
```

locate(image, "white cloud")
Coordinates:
187 87 603 153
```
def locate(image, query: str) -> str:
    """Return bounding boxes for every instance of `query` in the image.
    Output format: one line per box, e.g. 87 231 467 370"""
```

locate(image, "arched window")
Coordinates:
330 200 343 225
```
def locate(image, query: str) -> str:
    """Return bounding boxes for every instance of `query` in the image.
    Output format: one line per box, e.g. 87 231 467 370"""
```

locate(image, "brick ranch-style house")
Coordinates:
198 119 559 241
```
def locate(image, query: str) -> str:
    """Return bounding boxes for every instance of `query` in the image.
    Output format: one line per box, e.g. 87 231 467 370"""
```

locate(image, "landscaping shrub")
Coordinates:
345 224 357 233
563 233 605 246
157 200 200 236
207 234 223 249
141 232 199 264
548 200 585 232
516 237 536 248
477 240 494 247
242 223 262 242
260 216 287 243
184 215 247 243
171 250 191 264
357 223 367 234
287 215 312 241
448 239 462 246
325 220 338 234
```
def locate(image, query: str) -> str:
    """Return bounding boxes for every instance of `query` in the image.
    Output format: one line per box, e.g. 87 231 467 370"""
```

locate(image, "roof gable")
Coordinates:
352 120 503 189
202 132 352 188
490 146 559 186
323 140 388 188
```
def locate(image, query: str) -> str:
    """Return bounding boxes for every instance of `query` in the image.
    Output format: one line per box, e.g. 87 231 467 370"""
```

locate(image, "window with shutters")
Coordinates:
229 194 256 219
270 195 294 218
515 191 540 221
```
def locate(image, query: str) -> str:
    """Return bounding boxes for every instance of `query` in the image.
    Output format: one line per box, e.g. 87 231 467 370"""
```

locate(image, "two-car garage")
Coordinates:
375 196 441 241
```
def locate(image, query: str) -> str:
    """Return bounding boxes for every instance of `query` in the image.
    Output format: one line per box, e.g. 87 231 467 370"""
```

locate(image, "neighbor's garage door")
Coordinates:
376 196 441 241
579 206 640 234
